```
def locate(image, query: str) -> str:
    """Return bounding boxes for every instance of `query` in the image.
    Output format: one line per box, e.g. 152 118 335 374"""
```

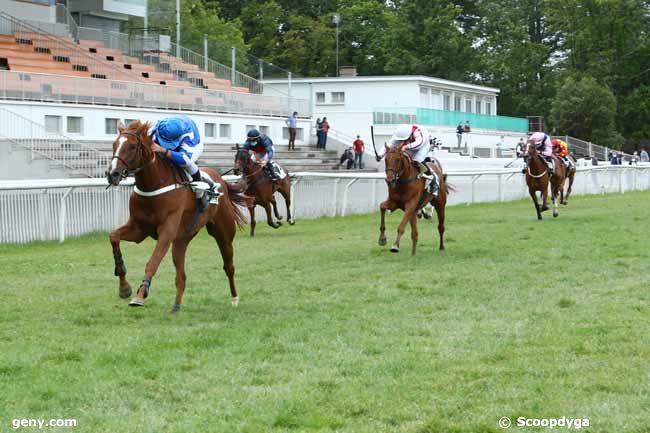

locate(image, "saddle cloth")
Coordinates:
270 161 287 180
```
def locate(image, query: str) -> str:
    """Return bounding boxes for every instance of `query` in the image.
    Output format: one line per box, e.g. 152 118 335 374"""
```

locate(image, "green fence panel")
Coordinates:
373 108 527 133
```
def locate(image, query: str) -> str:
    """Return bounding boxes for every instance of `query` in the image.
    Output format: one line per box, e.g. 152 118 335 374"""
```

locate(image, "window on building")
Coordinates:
475 100 482 115
45 115 62 134
443 94 451 111
105 118 120 135
259 125 270 136
219 124 231 138
420 87 430 107
315 92 326 104
331 92 345 103
454 96 461 112
67 117 83 134
204 123 216 138
465 99 472 113
245 125 257 135
486 101 492 115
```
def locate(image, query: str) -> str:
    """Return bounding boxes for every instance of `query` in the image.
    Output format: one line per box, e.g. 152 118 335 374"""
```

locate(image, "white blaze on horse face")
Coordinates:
111 136 128 171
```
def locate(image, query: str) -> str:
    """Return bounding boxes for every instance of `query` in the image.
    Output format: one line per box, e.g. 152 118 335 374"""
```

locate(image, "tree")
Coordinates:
549 75 623 148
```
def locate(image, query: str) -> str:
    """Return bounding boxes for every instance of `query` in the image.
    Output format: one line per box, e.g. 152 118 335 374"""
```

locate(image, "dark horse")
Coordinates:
106 121 250 312
524 142 566 219
233 145 294 237
378 145 451 255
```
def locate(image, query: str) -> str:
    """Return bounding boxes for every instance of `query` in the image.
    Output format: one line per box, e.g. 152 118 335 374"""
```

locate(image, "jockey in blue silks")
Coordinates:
242 128 281 182
149 115 214 212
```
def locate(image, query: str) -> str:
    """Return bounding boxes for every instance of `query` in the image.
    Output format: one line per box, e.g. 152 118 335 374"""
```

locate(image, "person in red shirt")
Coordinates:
353 135 364 169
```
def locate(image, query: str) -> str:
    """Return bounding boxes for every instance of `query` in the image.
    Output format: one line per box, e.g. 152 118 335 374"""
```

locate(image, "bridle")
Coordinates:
235 150 265 186
385 149 419 187
110 131 155 181
525 144 548 179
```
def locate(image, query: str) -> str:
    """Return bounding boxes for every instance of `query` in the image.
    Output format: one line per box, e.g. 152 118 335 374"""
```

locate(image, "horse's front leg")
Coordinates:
378 199 392 246
281 183 295 225
129 223 177 307
271 196 282 220
109 219 146 299
392 204 416 253
248 205 257 237
529 188 542 220
170 239 189 313
552 183 560 218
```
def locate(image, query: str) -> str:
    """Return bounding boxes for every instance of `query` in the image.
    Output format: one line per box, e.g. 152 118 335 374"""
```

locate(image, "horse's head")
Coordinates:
384 144 410 188
233 144 252 176
106 121 153 186
524 140 540 164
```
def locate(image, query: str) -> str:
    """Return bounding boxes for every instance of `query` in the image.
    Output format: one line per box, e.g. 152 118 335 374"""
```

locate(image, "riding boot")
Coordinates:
191 171 210 213
419 163 438 197
545 157 555 175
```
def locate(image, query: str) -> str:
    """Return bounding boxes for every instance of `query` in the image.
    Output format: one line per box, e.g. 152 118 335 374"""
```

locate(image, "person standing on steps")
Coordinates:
286 111 297 151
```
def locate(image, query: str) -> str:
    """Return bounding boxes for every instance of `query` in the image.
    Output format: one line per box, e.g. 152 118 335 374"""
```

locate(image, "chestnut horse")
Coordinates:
524 142 566 219
378 146 450 255
560 154 577 205
106 121 249 312
233 146 294 237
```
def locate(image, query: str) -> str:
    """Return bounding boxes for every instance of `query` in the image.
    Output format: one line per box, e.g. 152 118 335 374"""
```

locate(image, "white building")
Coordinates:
263 75 528 158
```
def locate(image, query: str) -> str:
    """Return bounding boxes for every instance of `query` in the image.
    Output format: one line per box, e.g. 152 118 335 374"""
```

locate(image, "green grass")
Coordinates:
1 191 649 433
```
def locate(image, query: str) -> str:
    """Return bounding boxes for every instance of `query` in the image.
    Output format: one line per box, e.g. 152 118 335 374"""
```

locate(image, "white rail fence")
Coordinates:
1 166 649 244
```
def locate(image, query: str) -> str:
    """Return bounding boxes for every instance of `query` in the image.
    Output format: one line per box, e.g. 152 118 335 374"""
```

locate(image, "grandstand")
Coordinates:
0 3 365 179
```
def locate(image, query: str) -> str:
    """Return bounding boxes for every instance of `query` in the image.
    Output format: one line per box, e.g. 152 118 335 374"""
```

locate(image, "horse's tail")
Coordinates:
442 173 457 193
226 183 253 229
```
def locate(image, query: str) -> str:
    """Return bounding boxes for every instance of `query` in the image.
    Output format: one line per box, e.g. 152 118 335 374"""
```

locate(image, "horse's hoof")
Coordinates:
119 287 132 299
231 296 239 307
129 298 145 307
390 245 400 253
553 212 559 218
378 238 387 246
171 304 181 313
288 219 295 225
423 213 432 220
561 201 568 205
277 215 283 220
541 205 549 212
537 215 543 220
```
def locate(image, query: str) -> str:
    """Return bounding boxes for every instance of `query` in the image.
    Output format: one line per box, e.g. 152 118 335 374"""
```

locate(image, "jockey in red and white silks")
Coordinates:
377 124 431 162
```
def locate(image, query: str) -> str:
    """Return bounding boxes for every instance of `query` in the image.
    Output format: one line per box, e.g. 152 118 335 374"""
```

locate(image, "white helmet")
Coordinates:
390 124 412 145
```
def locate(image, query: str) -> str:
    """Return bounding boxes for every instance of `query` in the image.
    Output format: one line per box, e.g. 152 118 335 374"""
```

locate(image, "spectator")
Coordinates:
456 123 463 147
515 137 526 158
321 117 330 149
336 146 354 170
641 148 649 162
286 111 297 150
463 120 471 146
611 151 621 165
315 118 323 149
496 135 504 157
631 151 639 165
591 155 599 166
353 135 364 169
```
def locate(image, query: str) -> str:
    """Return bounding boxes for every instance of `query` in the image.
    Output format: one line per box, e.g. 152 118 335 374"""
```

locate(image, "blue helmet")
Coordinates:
247 128 260 141
155 117 190 150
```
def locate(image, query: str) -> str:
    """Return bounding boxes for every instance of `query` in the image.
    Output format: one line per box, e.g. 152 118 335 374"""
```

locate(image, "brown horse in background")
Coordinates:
233 146 294 237
560 154 577 205
378 145 451 255
106 121 250 312
524 142 566 219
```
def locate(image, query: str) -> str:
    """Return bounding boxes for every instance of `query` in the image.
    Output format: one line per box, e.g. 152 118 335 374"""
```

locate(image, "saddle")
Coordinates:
263 161 287 180
180 168 222 205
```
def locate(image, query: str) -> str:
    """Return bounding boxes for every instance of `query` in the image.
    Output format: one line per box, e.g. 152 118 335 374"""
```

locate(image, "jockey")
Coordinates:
243 128 281 182
149 115 215 212
377 124 439 196
552 138 574 170
527 132 555 175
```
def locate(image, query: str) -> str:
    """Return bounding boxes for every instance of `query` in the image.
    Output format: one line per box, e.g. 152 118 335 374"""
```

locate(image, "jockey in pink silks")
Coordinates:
527 132 555 175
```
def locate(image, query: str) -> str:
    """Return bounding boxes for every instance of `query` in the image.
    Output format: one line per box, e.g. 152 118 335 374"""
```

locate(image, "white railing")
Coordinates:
0 108 111 177
1 165 649 244
0 70 310 117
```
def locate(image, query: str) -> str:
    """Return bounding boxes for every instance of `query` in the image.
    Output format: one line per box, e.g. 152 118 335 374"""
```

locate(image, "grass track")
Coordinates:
1 191 649 433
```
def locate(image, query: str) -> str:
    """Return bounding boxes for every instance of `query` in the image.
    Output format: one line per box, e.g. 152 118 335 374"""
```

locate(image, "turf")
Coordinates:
1 191 649 433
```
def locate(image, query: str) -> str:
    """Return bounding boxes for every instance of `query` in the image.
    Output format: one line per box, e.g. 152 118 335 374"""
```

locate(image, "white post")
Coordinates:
288 71 292 100
290 177 300 219
332 178 340 217
203 34 208 71
144 0 148 37
498 174 503 202
231 47 236 85
59 188 72 243
341 178 358 217
175 0 181 57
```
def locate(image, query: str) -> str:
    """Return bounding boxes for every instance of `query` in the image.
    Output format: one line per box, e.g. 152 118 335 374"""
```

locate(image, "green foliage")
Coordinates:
549 75 624 148
2 192 650 432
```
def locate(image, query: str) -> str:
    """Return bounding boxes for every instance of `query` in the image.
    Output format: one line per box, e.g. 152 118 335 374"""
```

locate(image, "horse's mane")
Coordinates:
124 120 152 136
